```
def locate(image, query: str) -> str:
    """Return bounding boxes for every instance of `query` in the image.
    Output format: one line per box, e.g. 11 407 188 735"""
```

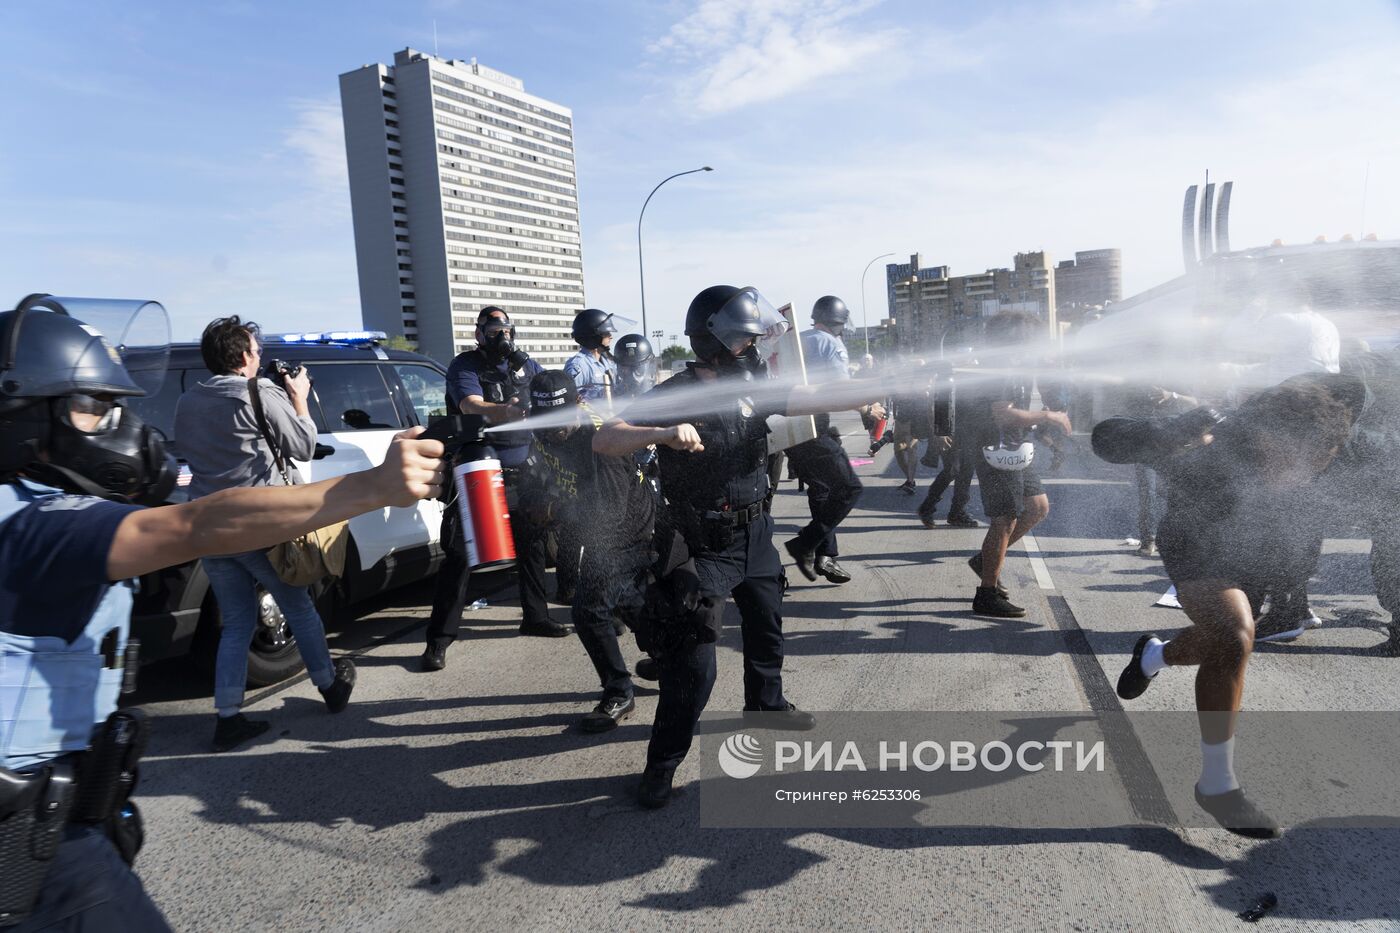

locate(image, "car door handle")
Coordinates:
313 443 336 460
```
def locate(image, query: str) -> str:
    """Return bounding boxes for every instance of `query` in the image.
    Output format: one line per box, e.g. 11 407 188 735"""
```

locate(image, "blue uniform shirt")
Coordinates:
564 350 617 403
1 479 142 771
801 328 850 383
445 348 544 467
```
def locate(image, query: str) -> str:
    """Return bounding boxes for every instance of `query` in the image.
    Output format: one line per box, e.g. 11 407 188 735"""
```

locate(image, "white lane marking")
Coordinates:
1022 534 1055 590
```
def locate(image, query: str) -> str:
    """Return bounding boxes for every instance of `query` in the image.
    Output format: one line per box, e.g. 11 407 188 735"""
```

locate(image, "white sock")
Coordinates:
1140 637 1168 677
1197 738 1240 796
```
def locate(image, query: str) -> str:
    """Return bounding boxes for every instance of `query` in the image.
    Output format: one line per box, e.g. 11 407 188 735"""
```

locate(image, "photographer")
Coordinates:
1 297 444 931
173 316 355 753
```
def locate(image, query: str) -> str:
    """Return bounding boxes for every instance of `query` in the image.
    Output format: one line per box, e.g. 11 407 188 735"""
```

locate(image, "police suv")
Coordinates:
125 331 453 685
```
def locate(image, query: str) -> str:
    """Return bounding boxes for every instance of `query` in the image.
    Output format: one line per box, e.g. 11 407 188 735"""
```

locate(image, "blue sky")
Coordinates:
3 0 1398 348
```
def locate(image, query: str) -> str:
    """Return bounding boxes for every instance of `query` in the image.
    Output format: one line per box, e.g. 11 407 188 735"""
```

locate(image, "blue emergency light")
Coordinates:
266 330 388 345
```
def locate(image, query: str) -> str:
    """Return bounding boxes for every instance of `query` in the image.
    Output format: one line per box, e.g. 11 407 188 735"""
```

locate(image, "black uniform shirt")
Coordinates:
637 366 781 511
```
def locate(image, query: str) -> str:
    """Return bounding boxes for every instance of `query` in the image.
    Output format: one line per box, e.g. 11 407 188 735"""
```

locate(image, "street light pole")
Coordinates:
859 252 896 357
638 166 713 336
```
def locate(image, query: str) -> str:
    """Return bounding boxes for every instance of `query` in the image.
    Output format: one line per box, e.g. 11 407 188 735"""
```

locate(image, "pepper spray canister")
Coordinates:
449 417 516 573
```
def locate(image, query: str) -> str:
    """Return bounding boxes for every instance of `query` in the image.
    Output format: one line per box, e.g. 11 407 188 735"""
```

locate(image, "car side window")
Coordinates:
392 364 449 426
123 368 187 444
304 363 405 432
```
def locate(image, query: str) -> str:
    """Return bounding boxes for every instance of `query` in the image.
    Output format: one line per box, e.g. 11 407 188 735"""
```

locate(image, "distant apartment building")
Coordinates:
888 251 1057 353
1054 249 1123 318
339 48 584 367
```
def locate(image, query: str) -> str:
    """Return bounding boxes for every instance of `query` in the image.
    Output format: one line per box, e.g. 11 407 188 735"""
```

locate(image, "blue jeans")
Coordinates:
202 550 334 712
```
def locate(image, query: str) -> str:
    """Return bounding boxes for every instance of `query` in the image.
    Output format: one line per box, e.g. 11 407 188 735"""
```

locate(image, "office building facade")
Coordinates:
340 49 584 367
1054 249 1123 318
888 251 1057 353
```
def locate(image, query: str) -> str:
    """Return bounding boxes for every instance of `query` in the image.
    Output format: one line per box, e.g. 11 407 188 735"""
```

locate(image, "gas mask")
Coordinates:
42 398 177 504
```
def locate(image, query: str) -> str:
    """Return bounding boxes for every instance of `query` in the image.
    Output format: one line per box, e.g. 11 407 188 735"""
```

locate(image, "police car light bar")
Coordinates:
266 330 388 345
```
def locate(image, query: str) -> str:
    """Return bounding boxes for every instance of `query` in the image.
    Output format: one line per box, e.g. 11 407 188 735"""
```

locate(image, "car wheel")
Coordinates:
245 588 306 687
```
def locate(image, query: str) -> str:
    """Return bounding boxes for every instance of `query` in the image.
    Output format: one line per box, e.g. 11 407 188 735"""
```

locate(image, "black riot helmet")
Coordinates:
0 295 177 505
570 308 622 351
613 333 657 396
684 285 790 378
812 295 850 333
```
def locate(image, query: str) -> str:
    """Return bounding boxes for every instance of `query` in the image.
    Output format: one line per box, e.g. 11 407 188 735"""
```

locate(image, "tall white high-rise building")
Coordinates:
339 49 585 367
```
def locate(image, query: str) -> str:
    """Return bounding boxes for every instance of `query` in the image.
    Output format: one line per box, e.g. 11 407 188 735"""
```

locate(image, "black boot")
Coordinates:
972 586 1026 619
638 765 676 809
519 617 572 637
635 657 660 681
785 538 819 582
580 694 635 733
421 642 448 672
212 713 271 753
319 658 356 714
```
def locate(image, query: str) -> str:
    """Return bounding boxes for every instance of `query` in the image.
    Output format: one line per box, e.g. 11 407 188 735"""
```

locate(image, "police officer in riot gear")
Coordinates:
0 295 446 930
565 309 623 403
613 334 658 399
784 296 882 585
595 284 888 808
423 307 567 672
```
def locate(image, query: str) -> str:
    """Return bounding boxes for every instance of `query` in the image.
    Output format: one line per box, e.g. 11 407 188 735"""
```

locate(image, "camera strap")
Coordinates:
247 378 293 486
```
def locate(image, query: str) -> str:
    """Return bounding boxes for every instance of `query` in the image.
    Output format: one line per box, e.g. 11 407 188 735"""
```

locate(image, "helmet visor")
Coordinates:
708 287 790 359
37 297 171 396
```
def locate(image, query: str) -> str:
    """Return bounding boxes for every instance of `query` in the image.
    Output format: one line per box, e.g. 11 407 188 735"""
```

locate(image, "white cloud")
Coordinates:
282 98 351 208
651 0 906 114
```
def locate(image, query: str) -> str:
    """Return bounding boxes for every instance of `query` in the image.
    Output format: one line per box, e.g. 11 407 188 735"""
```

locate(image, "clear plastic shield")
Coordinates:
33 296 171 396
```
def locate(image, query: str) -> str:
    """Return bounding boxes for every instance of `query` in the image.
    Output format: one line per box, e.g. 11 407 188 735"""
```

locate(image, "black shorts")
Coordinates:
974 458 1045 519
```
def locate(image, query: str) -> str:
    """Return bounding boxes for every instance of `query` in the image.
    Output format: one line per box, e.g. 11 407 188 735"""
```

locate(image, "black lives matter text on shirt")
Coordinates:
530 421 655 556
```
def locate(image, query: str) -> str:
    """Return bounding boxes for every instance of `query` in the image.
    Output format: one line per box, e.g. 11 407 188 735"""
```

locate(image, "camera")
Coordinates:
264 358 303 389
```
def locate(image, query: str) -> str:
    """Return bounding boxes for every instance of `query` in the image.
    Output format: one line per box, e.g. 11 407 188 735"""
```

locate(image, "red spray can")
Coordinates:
871 417 887 442
432 416 516 573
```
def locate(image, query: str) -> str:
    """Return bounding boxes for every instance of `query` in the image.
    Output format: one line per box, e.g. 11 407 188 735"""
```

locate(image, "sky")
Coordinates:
2 0 1399 350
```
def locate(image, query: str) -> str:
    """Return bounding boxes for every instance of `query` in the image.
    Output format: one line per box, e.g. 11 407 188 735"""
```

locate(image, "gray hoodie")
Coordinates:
173 375 318 499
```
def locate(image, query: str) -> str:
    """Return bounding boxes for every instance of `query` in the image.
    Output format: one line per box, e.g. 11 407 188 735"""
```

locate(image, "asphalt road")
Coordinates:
130 418 1400 931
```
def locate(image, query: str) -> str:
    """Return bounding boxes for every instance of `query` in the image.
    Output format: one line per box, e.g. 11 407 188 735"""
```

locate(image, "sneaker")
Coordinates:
421 643 447 672
743 702 817 731
918 505 938 529
634 657 660 681
972 586 1026 618
580 695 635 733
898 480 917 495
1136 540 1158 558
1254 606 1313 643
785 538 819 582
1116 634 1159 700
816 556 852 585
212 713 271 753
1194 785 1282 839
967 553 1009 598
638 764 676 809
319 658 356 714
945 513 980 528
519 618 572 638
